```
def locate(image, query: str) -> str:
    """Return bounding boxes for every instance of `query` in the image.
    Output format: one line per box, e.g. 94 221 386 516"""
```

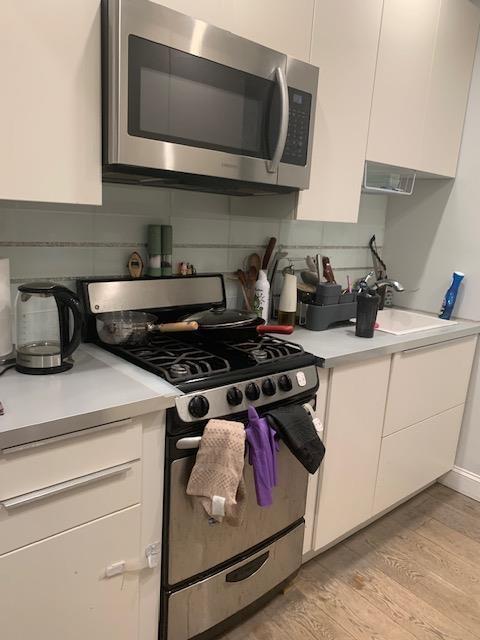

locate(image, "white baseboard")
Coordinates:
440 466 480 502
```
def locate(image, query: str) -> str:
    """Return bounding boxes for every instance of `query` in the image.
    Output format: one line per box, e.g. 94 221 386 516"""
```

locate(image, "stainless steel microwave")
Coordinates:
102 0 319 195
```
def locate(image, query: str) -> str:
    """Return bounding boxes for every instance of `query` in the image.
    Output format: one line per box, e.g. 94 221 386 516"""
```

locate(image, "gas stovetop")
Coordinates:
99 333 315 392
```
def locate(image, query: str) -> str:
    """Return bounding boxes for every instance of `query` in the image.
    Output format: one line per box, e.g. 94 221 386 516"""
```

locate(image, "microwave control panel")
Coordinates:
281 88 312 167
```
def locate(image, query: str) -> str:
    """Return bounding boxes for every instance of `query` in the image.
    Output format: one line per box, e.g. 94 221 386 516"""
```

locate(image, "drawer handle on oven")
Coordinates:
225 551 270 583
176 436 202 450
0 462 133 511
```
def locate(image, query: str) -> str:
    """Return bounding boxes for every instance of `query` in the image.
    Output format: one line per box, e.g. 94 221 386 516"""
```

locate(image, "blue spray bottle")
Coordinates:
439 271 464 320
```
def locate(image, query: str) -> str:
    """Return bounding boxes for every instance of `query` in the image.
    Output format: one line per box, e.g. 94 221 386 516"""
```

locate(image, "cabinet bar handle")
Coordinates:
0 462 133 510
1 418 133 455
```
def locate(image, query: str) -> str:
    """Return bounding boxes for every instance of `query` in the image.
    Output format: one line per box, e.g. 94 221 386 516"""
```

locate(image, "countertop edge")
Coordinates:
0 395 177 451
317 324 480 368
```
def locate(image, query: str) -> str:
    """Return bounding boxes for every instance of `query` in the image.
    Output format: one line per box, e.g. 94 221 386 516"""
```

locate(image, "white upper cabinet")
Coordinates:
296 0 383 222
0 0 102 205
367 0 480 177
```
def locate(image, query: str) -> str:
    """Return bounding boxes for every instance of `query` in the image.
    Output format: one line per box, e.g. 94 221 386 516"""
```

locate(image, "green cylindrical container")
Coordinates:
147 225 162 277
161 225 173 276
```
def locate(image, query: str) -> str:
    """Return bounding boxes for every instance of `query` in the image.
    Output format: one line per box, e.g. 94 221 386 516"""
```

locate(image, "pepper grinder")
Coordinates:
278 262 297 327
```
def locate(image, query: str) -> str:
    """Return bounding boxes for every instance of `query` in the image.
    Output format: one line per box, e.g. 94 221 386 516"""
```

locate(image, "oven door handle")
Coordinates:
267 66 289 174
176 436 202 450
225 551 270 583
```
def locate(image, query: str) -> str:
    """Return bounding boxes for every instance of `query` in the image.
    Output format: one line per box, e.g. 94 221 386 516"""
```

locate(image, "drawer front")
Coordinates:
0 460 141 556
0 418 142 501
168 523 303 640
374 404 464 514
384 336 476 436
0 506 140 640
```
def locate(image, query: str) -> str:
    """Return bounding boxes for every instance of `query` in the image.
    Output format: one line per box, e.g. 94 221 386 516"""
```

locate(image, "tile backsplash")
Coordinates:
0 184 387 309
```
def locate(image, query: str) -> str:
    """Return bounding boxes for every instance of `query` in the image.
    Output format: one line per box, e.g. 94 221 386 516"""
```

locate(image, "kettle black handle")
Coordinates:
53 286 82 359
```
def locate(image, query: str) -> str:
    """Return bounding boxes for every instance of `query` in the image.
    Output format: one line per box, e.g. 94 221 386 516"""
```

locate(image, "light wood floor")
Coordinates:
221 484 480 640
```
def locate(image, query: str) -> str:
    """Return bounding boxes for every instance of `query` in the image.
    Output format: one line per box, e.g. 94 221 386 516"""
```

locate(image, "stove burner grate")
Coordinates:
120 335 230 383
225 336 304 363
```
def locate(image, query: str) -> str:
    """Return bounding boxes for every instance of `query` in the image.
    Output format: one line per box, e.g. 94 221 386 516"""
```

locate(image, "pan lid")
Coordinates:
183 307 258 328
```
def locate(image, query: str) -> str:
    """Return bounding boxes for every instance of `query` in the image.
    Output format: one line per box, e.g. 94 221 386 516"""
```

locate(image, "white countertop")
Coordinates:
0 344 180 449
289 320 480 368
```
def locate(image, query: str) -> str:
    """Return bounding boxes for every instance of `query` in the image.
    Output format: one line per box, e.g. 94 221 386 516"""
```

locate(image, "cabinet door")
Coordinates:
303 368 329 555
367 0 439 171
374 405 464 514
0 1 101 205
230 0 315 62
0 507 141 640
296 0 383 222
384 336 477 437
420 0 480 177
313 356 390 551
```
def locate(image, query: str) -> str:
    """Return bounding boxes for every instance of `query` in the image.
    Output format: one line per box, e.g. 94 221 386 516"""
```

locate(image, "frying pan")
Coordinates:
96 311 198 346
96 308 293 346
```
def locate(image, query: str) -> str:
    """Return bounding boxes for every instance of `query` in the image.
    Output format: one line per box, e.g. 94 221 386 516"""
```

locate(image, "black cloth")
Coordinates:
265 405 325 474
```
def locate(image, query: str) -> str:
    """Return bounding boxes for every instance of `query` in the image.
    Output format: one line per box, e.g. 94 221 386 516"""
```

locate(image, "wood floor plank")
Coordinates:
223 581 355 640
420 496 480 543
425 484 480 519
345 521 480 637
345 509 480 598
415 516 480 569
299 565 417 640
315 543 479 640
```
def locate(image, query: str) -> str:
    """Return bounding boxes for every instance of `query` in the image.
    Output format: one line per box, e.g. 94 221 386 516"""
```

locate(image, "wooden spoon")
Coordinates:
235 269 252 311
262 237 277 271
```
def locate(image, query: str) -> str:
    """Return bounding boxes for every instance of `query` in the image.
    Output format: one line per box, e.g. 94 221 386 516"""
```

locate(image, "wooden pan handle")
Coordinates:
257 325 294 335
156 321 199 333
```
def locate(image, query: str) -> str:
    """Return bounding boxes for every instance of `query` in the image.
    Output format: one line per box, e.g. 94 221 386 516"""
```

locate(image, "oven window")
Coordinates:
128 35 279 160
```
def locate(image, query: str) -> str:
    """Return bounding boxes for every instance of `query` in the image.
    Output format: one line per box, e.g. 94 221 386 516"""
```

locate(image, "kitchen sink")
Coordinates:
375 308 457 335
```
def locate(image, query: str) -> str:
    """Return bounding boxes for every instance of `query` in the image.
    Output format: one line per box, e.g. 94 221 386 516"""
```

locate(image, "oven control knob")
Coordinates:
262 378 277 396
278 374 293 392
245 382 260 401
226 387 243 406
188 395 210 418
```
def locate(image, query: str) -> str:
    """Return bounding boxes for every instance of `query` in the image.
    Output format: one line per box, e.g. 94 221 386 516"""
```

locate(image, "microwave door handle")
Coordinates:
267 66 289 173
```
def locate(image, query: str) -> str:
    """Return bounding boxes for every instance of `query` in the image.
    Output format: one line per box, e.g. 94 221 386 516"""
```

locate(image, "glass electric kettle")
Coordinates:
15 282 82 374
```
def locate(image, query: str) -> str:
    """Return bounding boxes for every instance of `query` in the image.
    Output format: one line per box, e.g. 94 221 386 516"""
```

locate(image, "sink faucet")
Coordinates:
354 273 405 310
372 279 405 292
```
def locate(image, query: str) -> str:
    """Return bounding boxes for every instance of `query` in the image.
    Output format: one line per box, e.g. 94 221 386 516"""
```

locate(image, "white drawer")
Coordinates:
0 459 141 556
374 404 464 514
0 418 142 501
384 336 476 436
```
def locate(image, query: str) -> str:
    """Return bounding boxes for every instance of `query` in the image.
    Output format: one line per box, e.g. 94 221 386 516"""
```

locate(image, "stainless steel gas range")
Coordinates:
79 275 319 640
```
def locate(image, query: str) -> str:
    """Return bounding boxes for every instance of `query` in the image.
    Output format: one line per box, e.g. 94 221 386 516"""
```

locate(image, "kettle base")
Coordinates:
15 361 73 375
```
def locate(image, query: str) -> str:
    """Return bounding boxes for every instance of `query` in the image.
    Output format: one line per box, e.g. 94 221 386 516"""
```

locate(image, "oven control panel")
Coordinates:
175 365 319 423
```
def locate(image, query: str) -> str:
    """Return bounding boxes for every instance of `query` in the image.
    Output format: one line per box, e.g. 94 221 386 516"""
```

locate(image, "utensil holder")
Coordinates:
315 283 342 305
301 295 357 331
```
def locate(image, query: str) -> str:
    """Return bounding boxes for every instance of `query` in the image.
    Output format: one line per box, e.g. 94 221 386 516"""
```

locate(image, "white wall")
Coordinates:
384 23 480 477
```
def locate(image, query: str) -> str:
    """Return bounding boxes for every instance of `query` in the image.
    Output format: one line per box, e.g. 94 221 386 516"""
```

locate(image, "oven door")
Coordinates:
105 0 289 186
166 435 308 586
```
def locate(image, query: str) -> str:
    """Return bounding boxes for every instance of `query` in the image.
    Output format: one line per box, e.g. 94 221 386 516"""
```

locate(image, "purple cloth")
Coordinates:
245 406 279 507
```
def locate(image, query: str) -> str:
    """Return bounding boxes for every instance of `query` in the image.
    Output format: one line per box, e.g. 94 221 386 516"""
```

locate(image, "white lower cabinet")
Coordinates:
311 357 390 552
305 336 477 560
374 405 464 514
0 506 141 640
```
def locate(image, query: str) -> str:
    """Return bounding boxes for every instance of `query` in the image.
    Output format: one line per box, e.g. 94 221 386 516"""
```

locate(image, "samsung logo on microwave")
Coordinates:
221 162 239 169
